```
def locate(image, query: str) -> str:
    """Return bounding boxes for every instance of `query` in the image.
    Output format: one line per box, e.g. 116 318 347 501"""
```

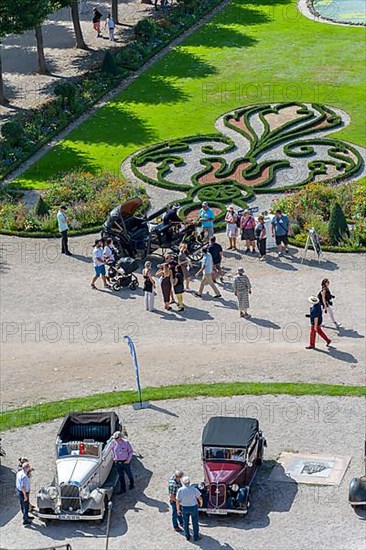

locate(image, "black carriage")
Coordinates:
102 198 203 261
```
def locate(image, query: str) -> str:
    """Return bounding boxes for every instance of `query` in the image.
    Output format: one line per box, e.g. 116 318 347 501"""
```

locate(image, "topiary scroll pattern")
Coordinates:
129 102 364 219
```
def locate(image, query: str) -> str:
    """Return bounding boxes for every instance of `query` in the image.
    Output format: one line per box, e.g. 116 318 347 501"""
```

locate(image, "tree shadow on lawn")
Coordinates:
213 3 274 28
186 24 258 50
150 47 218 79
120 72 190 106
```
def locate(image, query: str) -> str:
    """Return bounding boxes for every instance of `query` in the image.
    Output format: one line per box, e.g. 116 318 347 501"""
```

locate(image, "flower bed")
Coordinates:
0 171 147 237
0 0 224 182
272 180 366 252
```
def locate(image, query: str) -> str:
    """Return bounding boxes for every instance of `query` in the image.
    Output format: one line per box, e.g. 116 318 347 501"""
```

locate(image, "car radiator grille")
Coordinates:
209 483 226 508
60 484 81 513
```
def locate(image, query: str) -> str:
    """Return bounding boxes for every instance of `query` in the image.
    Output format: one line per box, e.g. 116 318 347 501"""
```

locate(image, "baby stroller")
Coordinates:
107 257 139 291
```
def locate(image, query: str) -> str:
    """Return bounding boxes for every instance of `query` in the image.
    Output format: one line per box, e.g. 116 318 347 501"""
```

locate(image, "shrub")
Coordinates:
328 202 350 245
101 51 119 76
1 121 29 148
115 43 145 70
34 196 49 217
135 18 158 43
54 82 78 109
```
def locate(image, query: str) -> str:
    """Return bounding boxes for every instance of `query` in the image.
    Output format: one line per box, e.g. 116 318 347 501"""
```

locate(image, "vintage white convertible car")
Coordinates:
36 411 122 521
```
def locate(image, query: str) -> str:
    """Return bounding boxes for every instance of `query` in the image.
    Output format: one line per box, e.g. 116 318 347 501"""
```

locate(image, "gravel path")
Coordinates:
0 0 154 118
0 232 364 408
0 394 365 550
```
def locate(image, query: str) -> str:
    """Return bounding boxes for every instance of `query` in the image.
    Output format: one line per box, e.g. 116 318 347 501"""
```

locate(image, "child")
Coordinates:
105 13 115 42
255 215 267 260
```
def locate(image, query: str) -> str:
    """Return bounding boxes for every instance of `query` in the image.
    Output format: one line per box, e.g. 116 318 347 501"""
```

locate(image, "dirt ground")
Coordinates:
0 232 364 409
0 0 155 117
0 394 365 550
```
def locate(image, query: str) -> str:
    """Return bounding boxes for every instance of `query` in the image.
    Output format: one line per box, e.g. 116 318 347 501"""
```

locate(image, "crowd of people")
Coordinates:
57 201 341 348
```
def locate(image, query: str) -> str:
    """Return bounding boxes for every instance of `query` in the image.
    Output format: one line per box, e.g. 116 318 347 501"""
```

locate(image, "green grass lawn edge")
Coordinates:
1 381 365 432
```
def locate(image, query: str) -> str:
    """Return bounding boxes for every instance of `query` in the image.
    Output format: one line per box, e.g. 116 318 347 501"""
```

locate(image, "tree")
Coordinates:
0 1 53 88
328 202 350 245
112 0 119 24
53 0 87 49
34 196 50 217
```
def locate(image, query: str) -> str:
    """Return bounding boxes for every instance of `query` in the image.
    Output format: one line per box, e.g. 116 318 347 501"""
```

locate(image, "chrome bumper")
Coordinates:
34 509 104 521
200 507 248 515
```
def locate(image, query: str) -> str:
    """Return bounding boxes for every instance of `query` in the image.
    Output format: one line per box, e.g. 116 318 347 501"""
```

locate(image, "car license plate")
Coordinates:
59 514 78 520
208 509 227 515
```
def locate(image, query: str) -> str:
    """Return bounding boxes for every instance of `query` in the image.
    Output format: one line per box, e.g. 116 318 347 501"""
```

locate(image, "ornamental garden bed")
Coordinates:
0 171 147 237
273 180 366 252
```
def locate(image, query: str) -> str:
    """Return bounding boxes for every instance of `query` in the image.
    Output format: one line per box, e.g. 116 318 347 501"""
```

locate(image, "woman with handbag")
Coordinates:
240 210 256 254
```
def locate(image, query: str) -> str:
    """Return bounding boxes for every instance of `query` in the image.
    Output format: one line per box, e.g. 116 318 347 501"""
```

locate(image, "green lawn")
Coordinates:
15 0 366 189
1 381 364 431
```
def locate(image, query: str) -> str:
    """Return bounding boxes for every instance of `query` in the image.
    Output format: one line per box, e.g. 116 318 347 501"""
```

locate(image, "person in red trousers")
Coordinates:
306 295 331 350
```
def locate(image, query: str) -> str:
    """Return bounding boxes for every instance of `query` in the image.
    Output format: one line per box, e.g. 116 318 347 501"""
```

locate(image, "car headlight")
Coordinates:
80 487 91 500
230 484 239 493
46 487 59 500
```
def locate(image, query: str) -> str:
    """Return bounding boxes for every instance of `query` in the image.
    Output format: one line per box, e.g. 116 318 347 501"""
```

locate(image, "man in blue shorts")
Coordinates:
91 239 109 289
271 209 290 256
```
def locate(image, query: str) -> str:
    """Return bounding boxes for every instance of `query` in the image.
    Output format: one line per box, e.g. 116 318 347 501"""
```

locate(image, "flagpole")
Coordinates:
123 335 150 410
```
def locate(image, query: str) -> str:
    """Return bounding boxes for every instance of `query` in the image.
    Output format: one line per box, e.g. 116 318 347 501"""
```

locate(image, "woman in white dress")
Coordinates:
225 205 238 250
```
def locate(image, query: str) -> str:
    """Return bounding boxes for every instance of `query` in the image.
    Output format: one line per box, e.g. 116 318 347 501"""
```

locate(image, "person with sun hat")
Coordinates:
306 295 331 350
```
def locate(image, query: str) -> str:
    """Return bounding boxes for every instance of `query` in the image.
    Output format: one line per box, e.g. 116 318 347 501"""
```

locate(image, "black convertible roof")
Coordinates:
57 412 120 442
202 417 259 448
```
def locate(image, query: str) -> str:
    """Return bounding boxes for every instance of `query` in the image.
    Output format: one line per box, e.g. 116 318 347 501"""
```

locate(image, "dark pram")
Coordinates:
107 257 139 291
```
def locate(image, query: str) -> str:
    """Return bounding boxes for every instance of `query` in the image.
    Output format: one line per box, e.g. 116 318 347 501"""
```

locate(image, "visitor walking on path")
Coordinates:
16 462 33 526
208 236 224 283
195 247 221 298
176 476 203 542
92 7 103 37
143 261 156 311
318 279 341 329
225 205 238 250
233 267 252 318
173 265 185 311
271 209 290 256
240 209 256 254
198 202 215 241
57 205 72 256
255 215 267 260
178 243 191 290
168 470 184 532
91 239 109 289
156 263 173 311
105 13 115 42
306 295 331 350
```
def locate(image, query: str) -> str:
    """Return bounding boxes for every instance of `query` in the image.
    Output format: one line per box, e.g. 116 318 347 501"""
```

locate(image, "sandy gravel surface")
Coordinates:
0 232 364 408
0 394 365 550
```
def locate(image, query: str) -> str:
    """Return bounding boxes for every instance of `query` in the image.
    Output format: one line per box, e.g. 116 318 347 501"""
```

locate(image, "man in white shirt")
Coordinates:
57 205 72 256
16 462 33 526
176 476 202 541
91 239 109 289
195 246 221 298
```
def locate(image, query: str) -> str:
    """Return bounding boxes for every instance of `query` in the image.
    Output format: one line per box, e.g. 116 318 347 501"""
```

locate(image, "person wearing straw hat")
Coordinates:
306 295 331 350
233 267 252 318
224 205 238 250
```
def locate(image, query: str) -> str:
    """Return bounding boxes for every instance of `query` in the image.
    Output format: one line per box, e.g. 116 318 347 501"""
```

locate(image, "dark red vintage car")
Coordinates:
197 416 266 515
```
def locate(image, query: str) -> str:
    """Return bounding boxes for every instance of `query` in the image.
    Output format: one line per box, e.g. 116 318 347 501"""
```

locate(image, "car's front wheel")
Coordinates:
97 496 110 524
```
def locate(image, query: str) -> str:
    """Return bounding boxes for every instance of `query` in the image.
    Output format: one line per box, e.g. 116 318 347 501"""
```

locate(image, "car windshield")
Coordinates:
204 447 246 461
57 441 102 458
